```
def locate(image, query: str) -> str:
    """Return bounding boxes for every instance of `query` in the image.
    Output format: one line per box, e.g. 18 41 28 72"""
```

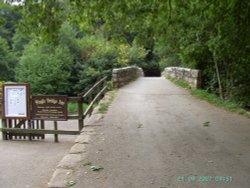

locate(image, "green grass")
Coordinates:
68 102 97 114
172 78 190 89
166 77 250 118
98 91 117 114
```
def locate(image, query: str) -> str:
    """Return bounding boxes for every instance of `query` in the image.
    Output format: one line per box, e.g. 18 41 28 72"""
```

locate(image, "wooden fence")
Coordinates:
0 76 107 142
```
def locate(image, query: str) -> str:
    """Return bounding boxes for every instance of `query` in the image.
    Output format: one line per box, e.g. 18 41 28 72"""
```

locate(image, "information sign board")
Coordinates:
32 96 68 121
2 84 30 119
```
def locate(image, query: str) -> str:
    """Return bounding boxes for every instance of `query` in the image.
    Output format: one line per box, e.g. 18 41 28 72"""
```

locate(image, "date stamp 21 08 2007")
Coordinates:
177 175 233 184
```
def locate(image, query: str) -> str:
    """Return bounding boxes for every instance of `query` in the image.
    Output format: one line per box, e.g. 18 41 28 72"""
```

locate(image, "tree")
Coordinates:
0 37 16 80
12 29 31 57
16 42 74 94
0 2 21 47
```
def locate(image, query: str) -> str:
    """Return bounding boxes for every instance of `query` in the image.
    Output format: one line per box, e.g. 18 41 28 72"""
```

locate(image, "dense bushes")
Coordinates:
0 37 16 81
75 35 147 94
16 43 74 94
14 23 147 95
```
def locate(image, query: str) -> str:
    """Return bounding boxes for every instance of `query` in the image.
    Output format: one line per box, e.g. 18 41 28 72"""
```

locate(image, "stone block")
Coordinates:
48 169 74 188
74 134 90 144
57 154 83 169
191 69 200 78
69 143 86 154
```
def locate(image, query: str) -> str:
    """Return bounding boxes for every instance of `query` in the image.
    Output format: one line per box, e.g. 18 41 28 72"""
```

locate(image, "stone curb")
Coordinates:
47 128 93 188
47 92 114 188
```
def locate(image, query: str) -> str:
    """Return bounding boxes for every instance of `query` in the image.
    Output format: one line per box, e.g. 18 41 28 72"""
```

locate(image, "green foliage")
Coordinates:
159 56 181 72
167 76 190 89
127 42 147 66
68 102 89 114
98 91 117 114
12 30 31 57
0 3 25 82
75 35 147 94
155 0 250 106
0 2 21 46
75 36 118 93
0 37 16 81
116 42 147 66
58 22 80 57
16 42 73 94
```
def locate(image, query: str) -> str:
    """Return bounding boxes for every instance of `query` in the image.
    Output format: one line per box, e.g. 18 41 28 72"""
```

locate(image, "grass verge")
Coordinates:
98 91 117 114
166 77 250 118
68 102 97 114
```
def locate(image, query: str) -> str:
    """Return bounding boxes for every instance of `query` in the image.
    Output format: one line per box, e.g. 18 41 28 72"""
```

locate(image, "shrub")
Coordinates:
16 42 73 94
75 36 120 93
0 37 16 81
127 42 147 66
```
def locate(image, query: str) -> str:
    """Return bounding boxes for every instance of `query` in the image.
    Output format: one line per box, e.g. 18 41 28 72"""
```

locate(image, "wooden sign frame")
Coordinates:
32 95 68 121
2 83 30 119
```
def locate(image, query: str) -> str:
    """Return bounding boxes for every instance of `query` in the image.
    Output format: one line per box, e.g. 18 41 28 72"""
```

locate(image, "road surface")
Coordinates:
0 121 78 188
72 77 250 188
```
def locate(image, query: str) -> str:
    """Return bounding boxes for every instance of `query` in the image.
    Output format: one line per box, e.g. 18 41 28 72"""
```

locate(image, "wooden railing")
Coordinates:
82 76 107 118
0 76 108 141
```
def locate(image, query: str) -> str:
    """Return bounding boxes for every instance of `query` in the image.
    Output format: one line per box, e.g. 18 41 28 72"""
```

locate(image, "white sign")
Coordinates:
3 85 29 118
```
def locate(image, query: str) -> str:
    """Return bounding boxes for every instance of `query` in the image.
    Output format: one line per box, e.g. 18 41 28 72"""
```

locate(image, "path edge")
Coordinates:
47 91 115 188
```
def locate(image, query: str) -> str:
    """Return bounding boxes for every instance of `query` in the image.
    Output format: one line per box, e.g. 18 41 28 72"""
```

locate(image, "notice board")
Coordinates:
32 96 68 121
2 84 30 119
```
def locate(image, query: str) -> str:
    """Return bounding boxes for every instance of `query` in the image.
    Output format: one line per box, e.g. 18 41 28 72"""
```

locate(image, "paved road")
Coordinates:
72 77 250 188
0 121 77 188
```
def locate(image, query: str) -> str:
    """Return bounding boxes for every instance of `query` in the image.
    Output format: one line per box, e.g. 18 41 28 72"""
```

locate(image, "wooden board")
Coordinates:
32 96 68 121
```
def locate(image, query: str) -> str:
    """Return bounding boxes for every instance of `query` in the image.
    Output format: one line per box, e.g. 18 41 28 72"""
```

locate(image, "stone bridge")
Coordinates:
1 66 250 188
48 66 250 188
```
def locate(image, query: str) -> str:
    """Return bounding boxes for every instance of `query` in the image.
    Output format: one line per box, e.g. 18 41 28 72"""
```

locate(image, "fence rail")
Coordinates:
82 76 107 118
0 76 108 142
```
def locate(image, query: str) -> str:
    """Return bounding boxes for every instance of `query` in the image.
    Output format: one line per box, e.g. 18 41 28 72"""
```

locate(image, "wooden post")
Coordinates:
96 81 101 103
8 119 13 140
54 121 58 142
78 98 84 131
23 119 26 139
89 95 94 115
2 119 7 140
88 94 92 105
102 78 107 98
14 119 19 139
41 120 45 140
28 120 32 141
36 120 39 139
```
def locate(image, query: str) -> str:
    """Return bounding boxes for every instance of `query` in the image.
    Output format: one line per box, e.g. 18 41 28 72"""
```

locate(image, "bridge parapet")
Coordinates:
112 66 144 88
162 67 201 88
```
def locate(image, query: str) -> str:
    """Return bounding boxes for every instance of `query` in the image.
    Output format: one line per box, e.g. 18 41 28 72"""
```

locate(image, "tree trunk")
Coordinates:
213 52 223 100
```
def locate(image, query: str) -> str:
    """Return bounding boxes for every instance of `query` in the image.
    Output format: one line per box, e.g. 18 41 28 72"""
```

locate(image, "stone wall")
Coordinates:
162 67 201 88
112 66 144 88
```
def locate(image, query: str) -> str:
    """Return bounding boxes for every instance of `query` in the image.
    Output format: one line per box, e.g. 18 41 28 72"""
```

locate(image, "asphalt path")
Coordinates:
0 120 78 188
72 77 250 188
